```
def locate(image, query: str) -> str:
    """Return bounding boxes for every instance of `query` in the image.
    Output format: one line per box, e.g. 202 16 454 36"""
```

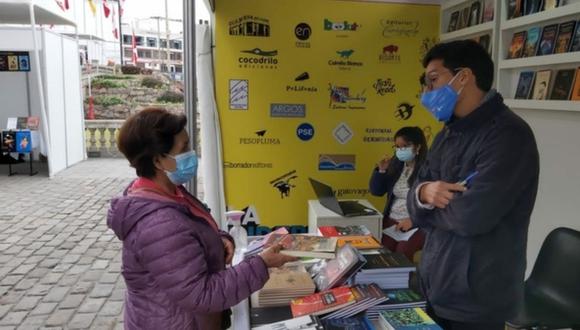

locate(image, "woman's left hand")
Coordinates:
395 218 414 232
222 237 235 265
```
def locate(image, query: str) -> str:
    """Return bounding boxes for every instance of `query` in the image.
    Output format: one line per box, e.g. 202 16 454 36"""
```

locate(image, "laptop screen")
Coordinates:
308 178 344 215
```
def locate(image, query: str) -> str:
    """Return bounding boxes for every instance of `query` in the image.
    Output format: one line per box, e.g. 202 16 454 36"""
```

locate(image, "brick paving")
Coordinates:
0 159 136 329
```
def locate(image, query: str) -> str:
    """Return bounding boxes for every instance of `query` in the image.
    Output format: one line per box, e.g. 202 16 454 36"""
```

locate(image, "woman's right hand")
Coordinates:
377 154 391 173
259 244 298 268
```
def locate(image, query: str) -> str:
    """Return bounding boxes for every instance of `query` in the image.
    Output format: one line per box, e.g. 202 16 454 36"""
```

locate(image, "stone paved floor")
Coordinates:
0 159 137 330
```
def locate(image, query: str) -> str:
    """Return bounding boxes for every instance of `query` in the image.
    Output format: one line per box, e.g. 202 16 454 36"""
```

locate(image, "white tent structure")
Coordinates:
0 0 85 177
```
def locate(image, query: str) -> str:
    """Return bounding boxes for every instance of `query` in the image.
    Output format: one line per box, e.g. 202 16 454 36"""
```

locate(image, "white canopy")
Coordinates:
0 0 76 27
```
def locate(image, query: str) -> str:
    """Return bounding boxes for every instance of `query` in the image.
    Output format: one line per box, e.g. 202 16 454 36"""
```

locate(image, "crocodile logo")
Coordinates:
240 48 278 56
336 49 354 58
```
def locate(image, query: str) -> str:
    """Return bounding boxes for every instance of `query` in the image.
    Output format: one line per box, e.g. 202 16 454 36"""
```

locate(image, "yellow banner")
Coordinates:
215 0 441 233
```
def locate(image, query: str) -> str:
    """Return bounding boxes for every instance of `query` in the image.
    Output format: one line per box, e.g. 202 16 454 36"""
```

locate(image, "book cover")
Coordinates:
478 34 491 53
381 288 425 306
523 27 541 57
509 31 527 58
537 24 558 55
0 55 7 71
447 11 459 32
468 1 482 26
549 69 576 100
531 70 552 100
361 250 415 273
15 131 32 153
555 21 577 53
250 306 293 326
26 116 40 130
276 235 337 258
544 0 559 10
379 308 442 330
337 236 381 250
570 20 580 52
458 6 470 30
290 286 356 317
525 0 542 15
1 130 16 152
319 225 371 237
16 117 27 129
515 71 536 99
322 315 375 330
482 0 494 23
508 0 522 19
309 244 366 291
262 264 315 292
571 68 580 101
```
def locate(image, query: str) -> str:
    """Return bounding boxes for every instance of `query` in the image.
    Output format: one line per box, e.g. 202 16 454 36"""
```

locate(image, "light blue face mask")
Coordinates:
165 150 198 185
420 71 464 122
396 147 416 162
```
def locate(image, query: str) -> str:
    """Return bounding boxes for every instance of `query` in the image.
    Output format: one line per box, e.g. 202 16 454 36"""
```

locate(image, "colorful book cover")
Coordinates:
322 315 375 330
458 7 470 30
570 20 580 52
15 131 32 153
554 21 577 53
272 234 337 258
549 69 576 100
544 0 560 10
523 26 541 57
515 71 536 99
26 117 40 130
537 24 558 55
482 0 494 23
379 308 442 329
7 55 18 71
381 288 426 305
532 70 552 100
337 236 381 249
319 225 371 237
468 1 481 26
509 31 527 58
309 244 366 291
290 286 355 317
1 131 17 152
16 117 27 129
571 68 580 101
448 11 459 32
508 0 522 19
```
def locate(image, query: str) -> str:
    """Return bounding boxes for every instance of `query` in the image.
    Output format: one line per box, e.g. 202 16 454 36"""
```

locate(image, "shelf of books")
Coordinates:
440 0 497 50
441 21 494 41
497 0 580 111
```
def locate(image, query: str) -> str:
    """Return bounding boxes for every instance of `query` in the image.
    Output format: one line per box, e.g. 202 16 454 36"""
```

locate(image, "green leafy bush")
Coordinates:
98 74 133 80
157 91 184 103
121 65 141 75
92 79 127 89
93 96 124 107
141 77 164 89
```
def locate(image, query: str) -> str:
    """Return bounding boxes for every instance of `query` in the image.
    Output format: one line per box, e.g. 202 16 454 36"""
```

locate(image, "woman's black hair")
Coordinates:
388 126 428 186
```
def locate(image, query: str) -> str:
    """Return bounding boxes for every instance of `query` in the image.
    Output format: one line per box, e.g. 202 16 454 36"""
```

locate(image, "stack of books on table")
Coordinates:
355 249 415 289
251 315 323 330
320 284 388 321
377 308 442 330
366 288 426 321
308 243 366 291
250 264 315 308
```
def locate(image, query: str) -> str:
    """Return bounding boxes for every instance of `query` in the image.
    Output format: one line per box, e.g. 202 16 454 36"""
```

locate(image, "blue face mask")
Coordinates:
396 147 416 162
165 150 198 185
420 72 464 122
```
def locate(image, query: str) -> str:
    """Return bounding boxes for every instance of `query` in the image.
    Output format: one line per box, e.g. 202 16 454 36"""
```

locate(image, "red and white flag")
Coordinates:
55 0 69 11
131 27 139 65
102 0 111 18
111 6 118 39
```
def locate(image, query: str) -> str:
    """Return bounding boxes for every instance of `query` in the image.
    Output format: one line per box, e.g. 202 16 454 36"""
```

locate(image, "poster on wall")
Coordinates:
215 0 441 233
0 52 31 72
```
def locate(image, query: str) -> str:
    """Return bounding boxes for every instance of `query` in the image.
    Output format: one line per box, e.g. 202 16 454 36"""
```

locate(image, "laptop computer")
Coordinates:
308 178 378 217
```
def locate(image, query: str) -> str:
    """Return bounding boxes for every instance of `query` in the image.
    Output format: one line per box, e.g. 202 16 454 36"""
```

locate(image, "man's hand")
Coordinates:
259 244 298 268
377 155 391 173
222 237 235 265
395 218 414 232
419 181 466 208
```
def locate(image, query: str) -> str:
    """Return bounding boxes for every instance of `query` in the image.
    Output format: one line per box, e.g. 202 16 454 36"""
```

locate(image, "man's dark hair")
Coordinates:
422 39 494 92
117 108 187 178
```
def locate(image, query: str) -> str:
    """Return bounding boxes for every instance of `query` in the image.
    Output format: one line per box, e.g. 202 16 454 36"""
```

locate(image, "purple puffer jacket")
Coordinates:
107 184 269 330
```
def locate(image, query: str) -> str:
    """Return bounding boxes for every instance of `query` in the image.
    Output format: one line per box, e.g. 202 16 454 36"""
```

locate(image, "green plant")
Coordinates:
157 91 184 103
92 79 127 89
93 96 124 107
141 77 164 89
98 74 133 80
121 65 141 75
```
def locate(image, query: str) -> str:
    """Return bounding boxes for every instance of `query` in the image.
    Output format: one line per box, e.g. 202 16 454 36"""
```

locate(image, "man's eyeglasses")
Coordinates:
420 67 463 91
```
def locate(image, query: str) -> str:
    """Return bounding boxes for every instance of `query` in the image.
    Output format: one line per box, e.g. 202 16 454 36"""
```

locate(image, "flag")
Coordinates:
131 27 139 65
87 0 97 16
111 6 118 39
119 0 125 17
55 0 69 11
102 0 111 18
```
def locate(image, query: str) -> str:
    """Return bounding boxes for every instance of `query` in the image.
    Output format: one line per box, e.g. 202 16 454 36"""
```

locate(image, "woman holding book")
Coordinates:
369 126 428 261
107 108 296 330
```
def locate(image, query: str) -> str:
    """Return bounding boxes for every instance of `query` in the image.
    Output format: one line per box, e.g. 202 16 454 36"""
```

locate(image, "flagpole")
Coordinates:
118 1 123 65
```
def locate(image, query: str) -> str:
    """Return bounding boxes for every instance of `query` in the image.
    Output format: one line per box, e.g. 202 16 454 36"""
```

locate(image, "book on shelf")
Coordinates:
458 6 470 30
571 68 580 101
290 286 356 317
319 225 372 237
515 71 536 99
378 308 442 330
482 0 494 23
531 70 552 100
321 314 375 330
508 0 523 19
549 69 576 100
251 315 323 330
308 243 366 291
524 0 543 15
554 20 577 54
337 236 381 250
537 24 558 56
448 11 459 32
478 34 491 54
523 26 541 57
468 1 482 27
570 20 580 52
264 234 338 259
544 0 560 10
16 117 27 129
509 31 527 59
251 264 316 308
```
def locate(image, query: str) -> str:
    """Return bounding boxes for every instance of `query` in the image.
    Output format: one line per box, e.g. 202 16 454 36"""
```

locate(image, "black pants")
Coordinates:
427 305 505 330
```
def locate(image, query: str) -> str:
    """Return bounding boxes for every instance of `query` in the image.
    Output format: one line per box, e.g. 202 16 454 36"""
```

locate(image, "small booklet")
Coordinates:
383 225 418 242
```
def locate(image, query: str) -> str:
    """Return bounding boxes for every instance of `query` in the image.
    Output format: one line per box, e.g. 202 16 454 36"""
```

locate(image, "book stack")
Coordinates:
250 264 316 308
290 286 357 317
355 250 415 289
308 243 367 291
320 284 388 320
245 227 289 257
377 308 442 330
318 225 372 237
251 315 323 330
366 288 427 320
321 314 376 329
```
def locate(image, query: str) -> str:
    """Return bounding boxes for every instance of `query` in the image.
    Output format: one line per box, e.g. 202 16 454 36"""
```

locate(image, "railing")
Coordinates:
84 120 125 158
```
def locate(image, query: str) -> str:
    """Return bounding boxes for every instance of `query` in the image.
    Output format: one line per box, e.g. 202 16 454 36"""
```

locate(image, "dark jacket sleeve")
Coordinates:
137 211 269 312
369 160 402 196
408 124 539 237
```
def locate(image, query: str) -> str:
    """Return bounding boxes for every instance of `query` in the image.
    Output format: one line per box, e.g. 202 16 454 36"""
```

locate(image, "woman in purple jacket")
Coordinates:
107 108 296 329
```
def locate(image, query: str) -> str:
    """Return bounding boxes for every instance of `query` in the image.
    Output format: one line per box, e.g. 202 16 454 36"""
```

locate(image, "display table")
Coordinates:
307 199 383 240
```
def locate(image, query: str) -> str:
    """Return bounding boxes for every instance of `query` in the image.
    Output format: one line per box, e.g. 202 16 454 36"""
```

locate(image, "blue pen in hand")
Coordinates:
457 171 479 187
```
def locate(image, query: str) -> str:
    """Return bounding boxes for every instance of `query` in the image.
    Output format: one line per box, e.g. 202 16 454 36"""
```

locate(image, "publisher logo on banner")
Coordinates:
238 48 278 69
224 161 273 169
318 154 355 171
229 15 270 37
239 130 281 145
296 123 314 141
373 78 397 95
286 73 318 93
329 84 367 110
363 127 393 143
379 45 401 63
324 18 360 35
395 102 414 120
270 170 298 199
333 123 354 144
229 79 248 110
295 23 311 48
380 19 420 38
270 103 306 118
328 49 363 70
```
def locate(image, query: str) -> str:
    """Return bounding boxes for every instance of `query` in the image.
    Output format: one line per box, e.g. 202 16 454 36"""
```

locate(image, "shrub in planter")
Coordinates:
121 65 141 75
92 79 126 89
93 96 124 107
157 91 184 103
141 77 164 89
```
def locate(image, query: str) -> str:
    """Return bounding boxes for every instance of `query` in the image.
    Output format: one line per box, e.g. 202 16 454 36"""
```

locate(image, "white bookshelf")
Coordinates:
498 52 580 69
440 21 494 41
501 2 580 30
504 99 580 112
